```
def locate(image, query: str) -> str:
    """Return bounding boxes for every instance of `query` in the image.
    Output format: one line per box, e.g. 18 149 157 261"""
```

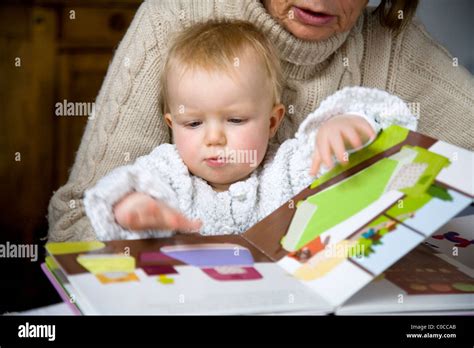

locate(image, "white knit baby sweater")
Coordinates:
84 87 417 240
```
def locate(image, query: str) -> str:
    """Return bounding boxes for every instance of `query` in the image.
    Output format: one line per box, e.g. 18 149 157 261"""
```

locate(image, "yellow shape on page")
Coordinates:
77 254 135 274
294 240 356 281
46 241 105 255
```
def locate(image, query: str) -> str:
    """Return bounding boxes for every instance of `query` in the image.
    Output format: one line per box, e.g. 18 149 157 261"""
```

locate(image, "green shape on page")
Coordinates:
297 158 398 250
310 125 410 189
398 145 450 197
427 184 452 201
452 283 474 292
349 237 373 258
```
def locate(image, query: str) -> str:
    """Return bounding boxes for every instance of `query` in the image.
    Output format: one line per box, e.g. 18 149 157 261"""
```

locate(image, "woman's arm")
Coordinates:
47 2 170 241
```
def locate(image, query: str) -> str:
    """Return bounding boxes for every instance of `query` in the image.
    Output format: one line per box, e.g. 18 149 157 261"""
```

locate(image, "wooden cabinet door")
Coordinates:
0 6 56 243
0 0 140 312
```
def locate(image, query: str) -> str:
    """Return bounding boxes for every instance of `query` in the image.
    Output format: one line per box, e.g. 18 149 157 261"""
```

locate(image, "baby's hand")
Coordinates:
310 114 376 176
113 192 202 233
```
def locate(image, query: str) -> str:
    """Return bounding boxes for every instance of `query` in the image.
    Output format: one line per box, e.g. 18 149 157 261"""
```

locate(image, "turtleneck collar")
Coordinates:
236 0 352 66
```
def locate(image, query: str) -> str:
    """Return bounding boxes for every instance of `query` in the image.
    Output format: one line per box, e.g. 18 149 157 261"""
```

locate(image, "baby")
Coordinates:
84 20 417 241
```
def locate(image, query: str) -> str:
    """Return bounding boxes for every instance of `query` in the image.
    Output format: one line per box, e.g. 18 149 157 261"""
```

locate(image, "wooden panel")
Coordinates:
0 0 142 313
61 7 136 47
0 6 56 243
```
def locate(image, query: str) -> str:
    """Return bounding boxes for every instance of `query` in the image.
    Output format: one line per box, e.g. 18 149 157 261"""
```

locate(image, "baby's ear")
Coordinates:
164 113 173 128
269 103 285 138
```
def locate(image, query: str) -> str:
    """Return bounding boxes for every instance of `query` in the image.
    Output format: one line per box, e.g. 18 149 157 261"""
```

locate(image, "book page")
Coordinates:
336 245 474 314
274 130 472 308
68 263 332 315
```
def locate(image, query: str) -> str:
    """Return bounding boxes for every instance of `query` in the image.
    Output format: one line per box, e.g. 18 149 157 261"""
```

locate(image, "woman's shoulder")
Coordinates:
359 8 472 89
139 0 240 49
397 19 457 64
385 13 472 90
144 0 237 21
362 7 453 60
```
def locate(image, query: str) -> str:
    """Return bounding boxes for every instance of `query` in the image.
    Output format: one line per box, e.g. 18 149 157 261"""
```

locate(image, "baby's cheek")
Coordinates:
174 131 200 162
230 130 268 165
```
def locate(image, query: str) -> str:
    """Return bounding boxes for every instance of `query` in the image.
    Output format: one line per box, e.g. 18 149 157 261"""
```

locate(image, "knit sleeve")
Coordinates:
83 144 190 241
47 1 172 241
295 86 415 181
296 86 417 139
393 20 474 150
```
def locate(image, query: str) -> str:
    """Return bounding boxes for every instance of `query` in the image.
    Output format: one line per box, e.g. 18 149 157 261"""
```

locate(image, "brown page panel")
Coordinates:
384 244 474 295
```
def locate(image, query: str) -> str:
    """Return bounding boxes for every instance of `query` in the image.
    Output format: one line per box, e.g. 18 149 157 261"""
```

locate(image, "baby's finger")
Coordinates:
176 215 202 233
133 200 174 230
318 134 333 170
355 120 376 142
125 210 140 229
341 126 363 150
310 148 322 176
330 132 347 165
161 206 183 230
159 204 201 232
130 201 164 230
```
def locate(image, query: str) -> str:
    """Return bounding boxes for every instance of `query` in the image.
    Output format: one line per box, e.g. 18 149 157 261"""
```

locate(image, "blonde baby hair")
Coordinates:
160 19 283 115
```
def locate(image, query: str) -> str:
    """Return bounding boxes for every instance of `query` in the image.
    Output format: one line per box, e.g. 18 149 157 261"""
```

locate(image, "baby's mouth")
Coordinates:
205 157 227 168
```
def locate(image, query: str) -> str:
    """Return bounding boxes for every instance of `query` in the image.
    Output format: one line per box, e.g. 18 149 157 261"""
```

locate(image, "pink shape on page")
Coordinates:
201 266 262 281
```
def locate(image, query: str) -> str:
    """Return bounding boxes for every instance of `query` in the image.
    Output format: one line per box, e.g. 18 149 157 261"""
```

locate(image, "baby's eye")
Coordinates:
228 118 245 124
185 121 202 128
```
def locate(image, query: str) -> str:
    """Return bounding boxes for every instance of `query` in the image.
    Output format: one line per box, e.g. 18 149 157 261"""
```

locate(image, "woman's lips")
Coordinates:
292 6 336 26
205 157 227 168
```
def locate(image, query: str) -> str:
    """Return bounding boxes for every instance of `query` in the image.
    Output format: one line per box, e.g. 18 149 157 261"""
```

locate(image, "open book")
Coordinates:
43 126 474 315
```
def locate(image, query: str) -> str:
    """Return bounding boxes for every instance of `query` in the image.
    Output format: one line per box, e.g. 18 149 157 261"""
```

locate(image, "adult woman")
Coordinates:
48 0 473 241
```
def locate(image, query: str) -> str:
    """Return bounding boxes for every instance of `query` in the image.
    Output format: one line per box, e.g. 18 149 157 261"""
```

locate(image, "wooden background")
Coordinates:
0 0 142 312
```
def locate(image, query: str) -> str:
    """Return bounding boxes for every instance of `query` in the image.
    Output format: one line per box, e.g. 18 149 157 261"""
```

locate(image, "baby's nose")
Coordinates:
205 127 227 146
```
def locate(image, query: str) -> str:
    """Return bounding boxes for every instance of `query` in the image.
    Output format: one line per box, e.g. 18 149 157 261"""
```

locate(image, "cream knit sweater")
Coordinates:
47 0 474 242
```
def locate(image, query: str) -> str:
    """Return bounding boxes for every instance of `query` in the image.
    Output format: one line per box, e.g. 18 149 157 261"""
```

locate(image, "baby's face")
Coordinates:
165 56 284 192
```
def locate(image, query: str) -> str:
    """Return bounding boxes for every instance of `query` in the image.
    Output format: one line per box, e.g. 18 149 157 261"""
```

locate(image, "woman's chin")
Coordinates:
285 20 336 42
